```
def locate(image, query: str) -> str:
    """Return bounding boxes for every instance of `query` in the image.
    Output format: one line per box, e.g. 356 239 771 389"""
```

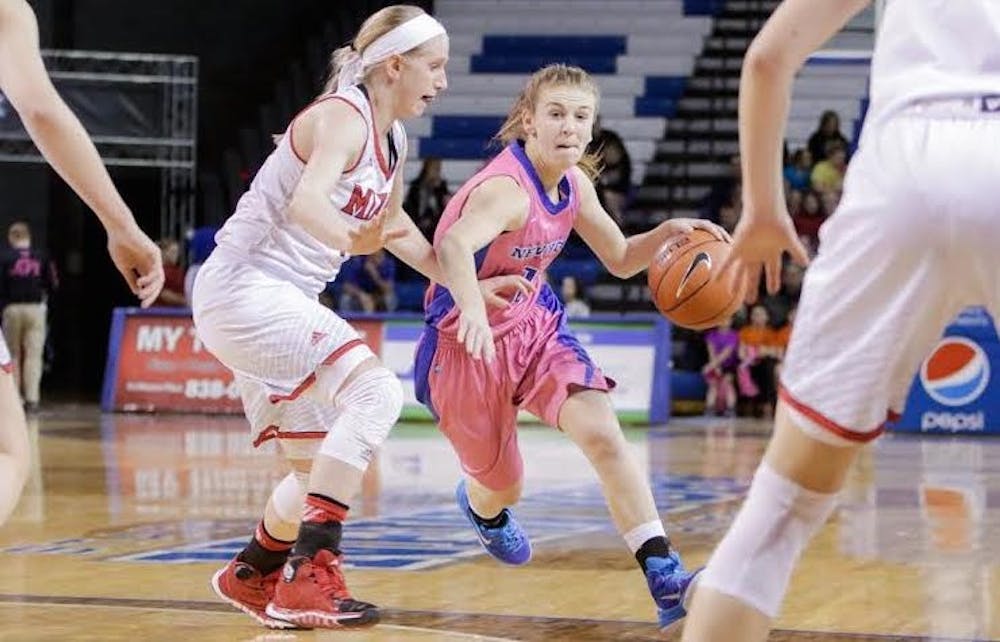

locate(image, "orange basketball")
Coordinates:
647 228 745 330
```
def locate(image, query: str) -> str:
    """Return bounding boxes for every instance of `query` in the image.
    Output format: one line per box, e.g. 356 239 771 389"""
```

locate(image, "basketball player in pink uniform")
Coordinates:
0 0 164 526
415 64 728 632
195 5 526 630
682 1 1000 640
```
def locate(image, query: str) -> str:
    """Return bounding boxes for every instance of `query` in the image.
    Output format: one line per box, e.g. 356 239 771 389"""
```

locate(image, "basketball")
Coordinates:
648 228 745 330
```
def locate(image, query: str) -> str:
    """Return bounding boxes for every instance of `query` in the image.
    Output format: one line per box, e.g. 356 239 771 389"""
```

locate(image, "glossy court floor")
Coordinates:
0 406 997 641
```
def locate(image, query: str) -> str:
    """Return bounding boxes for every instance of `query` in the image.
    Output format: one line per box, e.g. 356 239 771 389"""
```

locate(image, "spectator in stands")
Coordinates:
791 189 826 248
786 187 803 216
560 275 591 318
404 157 450 241
154 238 186 307
773 304 795 360
738 304 780 418
183 226 217 305
590 117 632 222
0 222 57 413
719 202 741 235
763 262 804 328
772 304 796 391
810 141 847 194
783 148 812 191
820 188 842 217
702 316 739 417
339 250 397 313
807 109 850 162
700 154 741 223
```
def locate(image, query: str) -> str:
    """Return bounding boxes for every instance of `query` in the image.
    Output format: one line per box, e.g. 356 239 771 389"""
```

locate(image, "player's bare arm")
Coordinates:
572 166 728 279
286 99 368 253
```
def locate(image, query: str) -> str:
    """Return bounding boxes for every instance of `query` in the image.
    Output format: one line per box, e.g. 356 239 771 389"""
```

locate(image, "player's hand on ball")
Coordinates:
664 218 732 243
479 274 533 308
457 310 495 362
720 209 810 303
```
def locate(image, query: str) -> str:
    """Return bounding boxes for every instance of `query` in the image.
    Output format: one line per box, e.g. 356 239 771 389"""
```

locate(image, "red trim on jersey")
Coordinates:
779 385 887 443
266 339 367 405
288 94 366 173
366 98 393 179
0 362 11 374
253 424 327 448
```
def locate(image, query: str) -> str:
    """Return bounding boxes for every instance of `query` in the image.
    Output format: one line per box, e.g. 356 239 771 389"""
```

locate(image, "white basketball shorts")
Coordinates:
782 97 1000 446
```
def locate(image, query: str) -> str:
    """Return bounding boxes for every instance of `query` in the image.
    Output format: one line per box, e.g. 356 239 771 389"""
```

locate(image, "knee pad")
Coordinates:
699 463 838 618
269 471 306 524
317 366 403 470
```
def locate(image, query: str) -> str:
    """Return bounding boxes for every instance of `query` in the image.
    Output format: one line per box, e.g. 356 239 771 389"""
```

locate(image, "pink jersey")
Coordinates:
424 142 580 336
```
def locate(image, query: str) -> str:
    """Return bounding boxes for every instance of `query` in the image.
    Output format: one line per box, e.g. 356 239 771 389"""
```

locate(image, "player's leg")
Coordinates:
267 354 401 629
415 329 532 565
683 113 970 642
517 308 696 631
20 304 46 410
2 305 25 400
557 389 698 631
211 375 323 628
0 350 29 525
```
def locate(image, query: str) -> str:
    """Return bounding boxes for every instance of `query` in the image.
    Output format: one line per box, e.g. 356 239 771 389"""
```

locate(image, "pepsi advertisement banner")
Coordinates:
892 307 1000 435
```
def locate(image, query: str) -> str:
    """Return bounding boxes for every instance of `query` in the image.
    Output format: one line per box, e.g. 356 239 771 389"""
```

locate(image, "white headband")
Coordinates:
338 14 447 90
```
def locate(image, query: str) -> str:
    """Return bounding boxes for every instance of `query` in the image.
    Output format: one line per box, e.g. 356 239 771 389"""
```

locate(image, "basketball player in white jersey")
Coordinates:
194 5 528 630
682 1 1000 640
0 0 164 526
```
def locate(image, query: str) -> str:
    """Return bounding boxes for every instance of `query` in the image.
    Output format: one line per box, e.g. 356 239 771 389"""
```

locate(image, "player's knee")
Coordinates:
700 463 837 617
338 366 403 446
573 425 629 466
318 366 403 470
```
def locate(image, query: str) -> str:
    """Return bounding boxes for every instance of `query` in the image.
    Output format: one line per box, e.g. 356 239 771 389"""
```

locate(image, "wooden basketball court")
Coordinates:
0 406 996 641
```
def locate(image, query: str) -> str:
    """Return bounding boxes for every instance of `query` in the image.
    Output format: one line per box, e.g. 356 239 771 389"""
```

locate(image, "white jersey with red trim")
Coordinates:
213 85 406 296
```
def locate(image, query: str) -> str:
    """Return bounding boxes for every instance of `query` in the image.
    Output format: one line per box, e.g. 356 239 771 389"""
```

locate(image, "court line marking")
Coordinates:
0 594 995 642
378 624 516 641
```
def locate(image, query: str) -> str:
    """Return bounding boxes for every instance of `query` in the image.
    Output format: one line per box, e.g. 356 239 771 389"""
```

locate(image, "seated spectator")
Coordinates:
590 117 633 222
807 110 850 162
821 189 842 217
404 157 450 241
763 262 804 326
811 141 848 194
792 189 826 248
738 304 781 418
560 275 591 318
702 316 739 417
183 226 218 305
786 187 803 217
783 148 813 191
154 238 186 307
338 250 397 313
772 304 796 388
719 203 741 235
699 154 741 223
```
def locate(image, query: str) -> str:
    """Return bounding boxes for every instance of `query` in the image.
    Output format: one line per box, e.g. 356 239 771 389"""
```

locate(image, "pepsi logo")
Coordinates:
920 337 990 407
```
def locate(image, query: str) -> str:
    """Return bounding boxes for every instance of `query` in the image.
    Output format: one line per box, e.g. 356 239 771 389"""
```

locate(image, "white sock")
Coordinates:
624 520 667 555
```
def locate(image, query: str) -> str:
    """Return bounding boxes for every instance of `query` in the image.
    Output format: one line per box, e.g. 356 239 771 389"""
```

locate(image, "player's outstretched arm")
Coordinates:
722 0 869 299
437 176 527 361
0 0 164 305
572 167 727 279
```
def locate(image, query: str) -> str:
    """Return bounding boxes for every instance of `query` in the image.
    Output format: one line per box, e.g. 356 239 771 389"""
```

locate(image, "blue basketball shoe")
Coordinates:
455 479 531 565
644 552 703 633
